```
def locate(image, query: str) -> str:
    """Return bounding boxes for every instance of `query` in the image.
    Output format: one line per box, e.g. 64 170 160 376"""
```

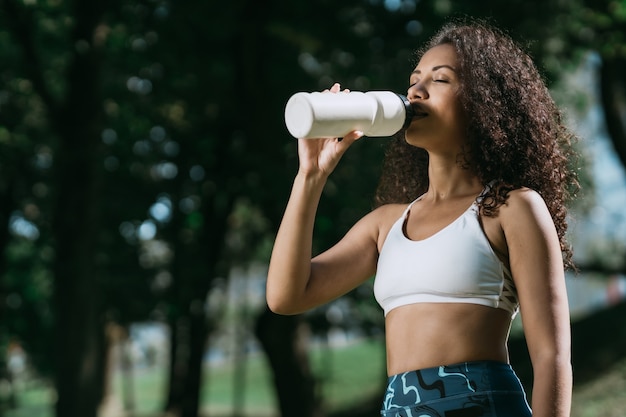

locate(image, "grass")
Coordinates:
1 379 53 417
569 358 626 417
4 338 626 417
3 338 385 417
201 338 386 416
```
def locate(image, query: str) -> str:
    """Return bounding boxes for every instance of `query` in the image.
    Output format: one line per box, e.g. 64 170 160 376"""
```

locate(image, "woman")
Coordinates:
266 20 578 417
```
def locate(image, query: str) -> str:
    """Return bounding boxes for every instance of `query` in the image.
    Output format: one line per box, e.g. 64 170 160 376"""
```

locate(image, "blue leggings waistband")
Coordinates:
381 360 531 417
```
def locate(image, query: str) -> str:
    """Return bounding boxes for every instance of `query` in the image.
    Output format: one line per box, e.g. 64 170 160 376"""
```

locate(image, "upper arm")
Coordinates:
500 189 571 362
297 207 384 313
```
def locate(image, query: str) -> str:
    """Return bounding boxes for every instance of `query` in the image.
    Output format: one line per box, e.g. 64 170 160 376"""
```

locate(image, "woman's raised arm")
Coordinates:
266 84 380 315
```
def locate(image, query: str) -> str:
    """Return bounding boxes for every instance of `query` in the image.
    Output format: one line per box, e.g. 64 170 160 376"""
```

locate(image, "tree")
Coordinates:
0 1 109 416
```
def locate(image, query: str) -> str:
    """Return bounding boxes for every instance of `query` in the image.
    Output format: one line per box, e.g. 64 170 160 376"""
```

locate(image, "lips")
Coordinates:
411 103 428 119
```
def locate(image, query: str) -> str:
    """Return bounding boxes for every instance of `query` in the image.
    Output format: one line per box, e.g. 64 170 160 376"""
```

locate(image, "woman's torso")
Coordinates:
383 302 511 375
373 193 515 376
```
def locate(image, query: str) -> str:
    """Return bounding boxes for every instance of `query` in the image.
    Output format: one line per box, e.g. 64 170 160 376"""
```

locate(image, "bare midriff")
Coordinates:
384 302 512 376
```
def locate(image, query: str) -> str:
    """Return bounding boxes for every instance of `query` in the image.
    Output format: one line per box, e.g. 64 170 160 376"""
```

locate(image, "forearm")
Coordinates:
266 171 327 314
529 355 572 417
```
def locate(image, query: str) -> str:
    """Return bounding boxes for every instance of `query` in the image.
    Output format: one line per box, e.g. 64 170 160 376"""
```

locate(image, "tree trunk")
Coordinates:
52 91 105 417
163 290 215 417
51 1 106 416
165 317 185 414
180 308 210 417
599 56 626 170
255 308 323 417
162 170 234 417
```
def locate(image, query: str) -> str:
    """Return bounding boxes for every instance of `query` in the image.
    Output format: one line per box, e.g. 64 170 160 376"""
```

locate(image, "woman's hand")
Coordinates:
297 83 364 178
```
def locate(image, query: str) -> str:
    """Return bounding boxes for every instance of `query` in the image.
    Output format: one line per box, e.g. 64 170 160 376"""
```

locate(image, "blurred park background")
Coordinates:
1 0 626 417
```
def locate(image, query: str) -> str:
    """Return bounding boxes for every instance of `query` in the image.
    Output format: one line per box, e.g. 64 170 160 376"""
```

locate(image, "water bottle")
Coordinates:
284 91 414 139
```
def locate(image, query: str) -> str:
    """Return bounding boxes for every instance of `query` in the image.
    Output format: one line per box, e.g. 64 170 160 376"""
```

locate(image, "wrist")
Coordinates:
293 170 330 200
295 169 329 185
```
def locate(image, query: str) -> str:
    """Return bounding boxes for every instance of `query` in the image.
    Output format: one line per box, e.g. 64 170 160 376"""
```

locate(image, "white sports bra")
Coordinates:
373 193 519 317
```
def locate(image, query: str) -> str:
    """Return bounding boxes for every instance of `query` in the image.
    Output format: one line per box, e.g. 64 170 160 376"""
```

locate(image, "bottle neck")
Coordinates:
397 94 414 129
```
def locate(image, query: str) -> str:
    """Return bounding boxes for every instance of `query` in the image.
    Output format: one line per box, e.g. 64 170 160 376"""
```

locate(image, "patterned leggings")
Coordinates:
381 361 532 417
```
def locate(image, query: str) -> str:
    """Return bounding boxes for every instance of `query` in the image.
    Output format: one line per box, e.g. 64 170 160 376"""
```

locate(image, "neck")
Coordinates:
426 154 482 201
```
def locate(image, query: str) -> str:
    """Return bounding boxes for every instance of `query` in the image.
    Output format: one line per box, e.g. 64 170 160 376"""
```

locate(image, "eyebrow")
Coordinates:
411 65 457 75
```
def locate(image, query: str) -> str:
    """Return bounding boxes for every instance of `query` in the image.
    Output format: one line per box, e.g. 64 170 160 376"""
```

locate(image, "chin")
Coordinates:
403 129 429 149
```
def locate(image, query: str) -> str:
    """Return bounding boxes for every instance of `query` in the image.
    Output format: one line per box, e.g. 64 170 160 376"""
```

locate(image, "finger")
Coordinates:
345 130 364 141
329 83 341 93
337 130 364 147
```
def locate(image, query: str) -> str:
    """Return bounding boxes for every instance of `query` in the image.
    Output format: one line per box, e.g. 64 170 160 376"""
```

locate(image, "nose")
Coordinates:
408 81 428 100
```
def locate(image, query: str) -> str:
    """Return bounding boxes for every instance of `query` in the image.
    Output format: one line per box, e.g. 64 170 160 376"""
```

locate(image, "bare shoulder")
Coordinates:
504 187 545 207
499 187 552 224
368 203 409 227
367 203 409 249
335 203 407 246
371 202 409 218
498 187 558 246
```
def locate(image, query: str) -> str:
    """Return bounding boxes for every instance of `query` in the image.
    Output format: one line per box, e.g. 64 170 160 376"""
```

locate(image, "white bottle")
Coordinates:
284 91 414 139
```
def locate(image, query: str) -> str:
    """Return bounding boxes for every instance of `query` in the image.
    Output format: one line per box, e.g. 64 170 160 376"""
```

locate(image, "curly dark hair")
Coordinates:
374 20 580 269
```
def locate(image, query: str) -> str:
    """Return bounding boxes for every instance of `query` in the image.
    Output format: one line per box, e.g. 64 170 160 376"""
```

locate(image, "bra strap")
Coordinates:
402 193 426 218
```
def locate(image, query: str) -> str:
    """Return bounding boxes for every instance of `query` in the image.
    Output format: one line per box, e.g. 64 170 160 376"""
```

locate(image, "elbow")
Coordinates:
267 303 298 316
266 291 303 316
531 340 571 361
266 269 311 315
530 347 572 376
266 296 288 315
267 301 302 316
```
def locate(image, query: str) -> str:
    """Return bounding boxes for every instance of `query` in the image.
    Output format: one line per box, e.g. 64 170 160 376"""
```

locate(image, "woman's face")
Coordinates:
404 43 468 153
